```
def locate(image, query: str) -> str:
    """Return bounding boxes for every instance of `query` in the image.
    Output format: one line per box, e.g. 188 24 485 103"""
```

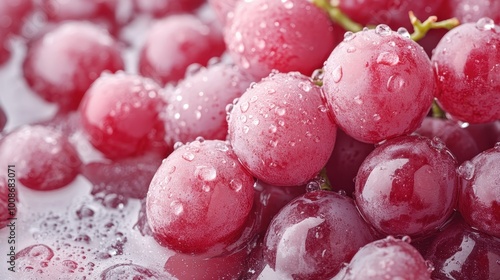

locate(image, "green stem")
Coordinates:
409 11 460 41
432 100 446 119
312 0 363 32
318 168 332 191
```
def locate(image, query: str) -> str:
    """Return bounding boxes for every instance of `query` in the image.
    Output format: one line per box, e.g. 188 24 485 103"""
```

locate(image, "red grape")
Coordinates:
432 18 500 123
100 263 164 279
208 0 240 25
133 0 205 17
340 236 433 280
355 135 458 238
225 0 337 79
80 72 168 159
263 190 376 278
323 25 435 143
0 125 81 191
458 145 500 238
415 117 480 164
23 21 124 111
441 0 500 24
38 0 116 23
163 62 253 145
0 0 33 35
146 139 255 257
228 71 337 187
138 14 225 85
425 214 500 279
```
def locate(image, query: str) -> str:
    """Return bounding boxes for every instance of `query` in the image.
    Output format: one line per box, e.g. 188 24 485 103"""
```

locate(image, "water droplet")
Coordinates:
257 39 266 49
195 166 217 182
195 110 201 120
386 74 405 92
425 260 435 273
167 165 176 174
170 201 184 215
243 126 250 133
195 136 205 143
377 52 399 66
225 103 234 114
202 184 211 192
402 236 412 243
174 113 181 120
229 179 243 192
267 89 276 95
282 0 294 9
311 69 324 83
182 152 195 161
331 65 343 83
494 142 500 150
298 81 312 92
397 27 411 38
276 107 286 116
431 136 445 150
250 95 258 103
338 190 347 196
347 46 356 53
252 119 260 126
232 97 240 105
240 102 250 112
289 141 296 147
269 139 278 147
268 124 277 133
240 115 247 123
354 96 363 105
343 31 356 42
241 57 250 69
185 63 203 76
278 119 285 126
458 161 475 180
375 24 392 36
373 114 381 121
318 105 328 113
314 136 320 143
476 17 495 31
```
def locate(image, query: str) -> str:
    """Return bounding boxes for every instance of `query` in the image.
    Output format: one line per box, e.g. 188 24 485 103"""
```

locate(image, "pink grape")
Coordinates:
432 18 500 123
227 71 337 187
323 25 435 143
355 135 458 238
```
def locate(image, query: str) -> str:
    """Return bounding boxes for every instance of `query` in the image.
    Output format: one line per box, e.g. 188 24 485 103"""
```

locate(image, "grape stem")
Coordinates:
409 11 460 41
319 168 332 191
312 0 363 32
432 100 447 119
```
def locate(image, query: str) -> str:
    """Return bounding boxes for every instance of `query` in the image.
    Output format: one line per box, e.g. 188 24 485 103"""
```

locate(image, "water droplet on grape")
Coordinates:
268 124 277 133
338 190 347 196
241 57 250 69
347 46 356 53
225 103 234 114
425 260 435 272
269 139 278 147
343 31 356 42
278 119 285 126
311 68 324 83
243 126 250 133
402 236 412 243
252 119 260 126
375 24 392 36
195 136 205 143
397 27 411 38
476 17 495 31
494 142 500 150
195 110 201 120
386 74 405 92
298 81 312 92
267 89 276 95
167 165 176 174
373 114 381 121
332 65 343 83
458 161 475 180
240 115 247 123
202 184 211 192
170 201 184 215
185 63 203 76
182 152 195 161
354 96 363 105
376 51 399 66
229 179 243 192
431 136 446 150
282 0 294 9
240 101 250 112
276 107 286 116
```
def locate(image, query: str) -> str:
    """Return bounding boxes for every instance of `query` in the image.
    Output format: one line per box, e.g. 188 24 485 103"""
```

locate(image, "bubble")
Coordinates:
375 24 392 36
182 152 195 161
195 136 205 143
194 110 201 120
331 65 343 83
376 52 400 66
343 31 356 42
229 179 243 192
397 27 411 38
278 119 285 126
458 161 475 180
241 57 250 69
476 17 495 31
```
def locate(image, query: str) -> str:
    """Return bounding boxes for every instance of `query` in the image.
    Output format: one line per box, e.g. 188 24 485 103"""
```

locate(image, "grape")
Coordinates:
432 18 500 123
340 236 433 280
138 14 225 85
16 244 55 273
100 263 163 279
133 0 205 18
38 0 117 23
208 0 241 25
146 139 255 257
465 121 500 152
415 117 480 164
323 25 435 143
228 71 337 187
0 0 33 36
425 214 500 279
163 62 253 145
225 0 337 79
442 0 500 24
325 129 375 196
23 21 124 111
0 125 81 191
80 72 168 159
458 145 500 238
263 190 376 278
355 135 458 238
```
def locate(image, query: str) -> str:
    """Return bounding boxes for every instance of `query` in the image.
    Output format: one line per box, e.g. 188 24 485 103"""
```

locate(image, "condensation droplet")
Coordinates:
170 201 184 215
458 161 475 180
318 105 328 113
229 179 243 192
252 119 260 125
386 74 405 92
298 81 312 92
397 27 411 38
225 103 234 114
243 126 250 133
354 96 363 105
347 46 356 53
278 119 285 126
343 31 356 42
476 17 495 31
268 89 276 95
375 24 392 36
431 136 446 150
269 139 278 147
202 184 211 192
182 152 195 161
373 114 381 121
250 95 258 103
195 110 201 120
425 260 435 273
494 142 500 150
240 102 250 112
282 0 294 9
240 115 247 123
332 65 343 83
268 124 277 133
377 51 400 66
402 236 412 243
276 107 286 116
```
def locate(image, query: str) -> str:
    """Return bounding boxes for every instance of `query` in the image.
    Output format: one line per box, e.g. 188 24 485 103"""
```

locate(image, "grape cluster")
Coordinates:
0 0 499 279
